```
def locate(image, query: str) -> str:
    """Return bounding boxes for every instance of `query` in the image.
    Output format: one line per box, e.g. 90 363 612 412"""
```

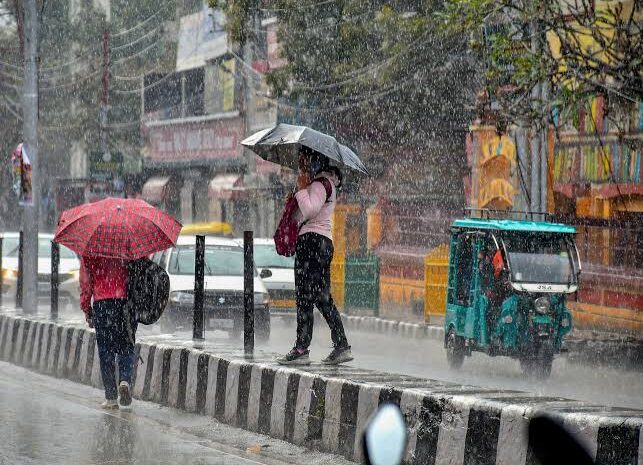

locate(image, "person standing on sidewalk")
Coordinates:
80 256 136 409
278 150 353 366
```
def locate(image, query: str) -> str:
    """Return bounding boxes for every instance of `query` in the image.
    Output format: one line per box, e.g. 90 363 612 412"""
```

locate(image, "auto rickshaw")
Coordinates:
444 218 581 378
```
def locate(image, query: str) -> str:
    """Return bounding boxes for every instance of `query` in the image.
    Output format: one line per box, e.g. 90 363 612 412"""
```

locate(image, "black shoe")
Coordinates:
277 347 311 366
322 345 353 365
118 381 132 407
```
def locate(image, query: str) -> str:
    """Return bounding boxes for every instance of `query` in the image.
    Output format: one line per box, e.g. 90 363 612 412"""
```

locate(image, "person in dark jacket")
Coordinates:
278 151 352 366
80 257 136 409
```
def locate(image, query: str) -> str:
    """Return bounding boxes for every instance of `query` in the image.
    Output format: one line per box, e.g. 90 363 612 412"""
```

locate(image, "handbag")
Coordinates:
274 195 300 257
274 178 333 257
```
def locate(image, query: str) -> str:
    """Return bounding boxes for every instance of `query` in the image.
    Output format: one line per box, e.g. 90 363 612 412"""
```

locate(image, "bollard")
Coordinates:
192 234 205 341
0 237 3 308
243 230 254 355
16 231 23 308
51 241 59 320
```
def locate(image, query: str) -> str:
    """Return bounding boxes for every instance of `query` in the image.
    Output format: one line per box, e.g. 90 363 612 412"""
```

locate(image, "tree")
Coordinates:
440 0 642 131
212 0 480 217
0 0 175 226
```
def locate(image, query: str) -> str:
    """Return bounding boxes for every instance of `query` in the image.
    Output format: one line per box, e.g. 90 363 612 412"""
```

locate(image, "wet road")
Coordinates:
0 361 350 465
263 317 643 410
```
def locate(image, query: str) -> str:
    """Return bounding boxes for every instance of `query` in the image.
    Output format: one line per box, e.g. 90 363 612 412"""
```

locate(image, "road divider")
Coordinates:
1 312 641 465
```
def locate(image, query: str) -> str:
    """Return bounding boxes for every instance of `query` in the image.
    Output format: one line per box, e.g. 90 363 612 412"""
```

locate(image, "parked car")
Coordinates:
1 232 81 307
152 235 271 340
250 238 296 314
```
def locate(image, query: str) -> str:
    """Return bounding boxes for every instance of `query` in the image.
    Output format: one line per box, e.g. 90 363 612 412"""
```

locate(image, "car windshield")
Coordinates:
502 233 576 284
2 237 76 259
254 244 294 269
168 245 245 276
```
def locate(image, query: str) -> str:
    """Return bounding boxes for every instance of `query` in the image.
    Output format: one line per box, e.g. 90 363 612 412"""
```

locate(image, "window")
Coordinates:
503 233 576 284
449 234 475 307
254 244 294 269
168 245 246 276
2 237 75 259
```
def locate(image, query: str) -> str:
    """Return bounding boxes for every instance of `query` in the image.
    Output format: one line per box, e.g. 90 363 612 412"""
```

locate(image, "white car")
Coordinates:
251 238 296 314
1 232 81 307
152 235 271 339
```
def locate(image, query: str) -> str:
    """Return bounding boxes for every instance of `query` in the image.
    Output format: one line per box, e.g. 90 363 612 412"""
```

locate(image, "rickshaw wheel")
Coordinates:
521 344 554 379
446 328 465 369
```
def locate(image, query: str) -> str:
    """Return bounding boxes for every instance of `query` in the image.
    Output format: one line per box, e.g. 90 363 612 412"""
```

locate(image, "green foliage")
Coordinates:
440 0 642 129
212 0 480 203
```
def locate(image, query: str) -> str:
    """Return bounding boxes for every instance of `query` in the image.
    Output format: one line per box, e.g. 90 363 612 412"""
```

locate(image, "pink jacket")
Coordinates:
294 171 339 241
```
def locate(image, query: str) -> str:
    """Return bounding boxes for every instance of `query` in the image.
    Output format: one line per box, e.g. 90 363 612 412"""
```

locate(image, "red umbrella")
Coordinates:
54 197 182 260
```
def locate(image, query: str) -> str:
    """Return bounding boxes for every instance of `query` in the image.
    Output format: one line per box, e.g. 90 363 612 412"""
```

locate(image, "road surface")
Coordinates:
0 361 351 465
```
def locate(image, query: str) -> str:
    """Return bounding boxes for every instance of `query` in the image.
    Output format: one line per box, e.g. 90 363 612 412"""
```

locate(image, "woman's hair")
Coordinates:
326 165 342 188
309 153 329 177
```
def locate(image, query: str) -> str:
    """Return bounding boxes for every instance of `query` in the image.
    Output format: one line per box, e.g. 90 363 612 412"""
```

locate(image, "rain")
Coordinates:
0 0 641 464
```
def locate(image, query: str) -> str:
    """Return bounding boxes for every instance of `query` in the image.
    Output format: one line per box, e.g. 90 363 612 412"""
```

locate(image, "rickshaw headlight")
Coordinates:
503 315 513 324
561 318 570 328
534 297 550 314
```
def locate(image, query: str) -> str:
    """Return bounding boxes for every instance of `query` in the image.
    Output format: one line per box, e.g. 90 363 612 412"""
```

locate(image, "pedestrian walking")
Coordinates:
277 150 353 365
80 256 136 409
54 197 182 409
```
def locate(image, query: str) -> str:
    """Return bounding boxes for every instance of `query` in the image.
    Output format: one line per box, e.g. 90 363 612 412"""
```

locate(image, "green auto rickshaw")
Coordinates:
444 218 581 378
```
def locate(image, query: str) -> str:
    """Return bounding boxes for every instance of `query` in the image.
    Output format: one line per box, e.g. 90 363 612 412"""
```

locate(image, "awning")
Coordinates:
209 174 241 201
142 176 170 203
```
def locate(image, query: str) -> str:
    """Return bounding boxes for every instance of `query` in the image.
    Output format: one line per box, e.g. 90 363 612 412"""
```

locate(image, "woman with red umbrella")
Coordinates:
55 198 181 409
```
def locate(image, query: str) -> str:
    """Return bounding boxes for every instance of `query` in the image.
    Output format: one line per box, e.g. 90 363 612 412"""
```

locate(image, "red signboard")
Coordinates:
145 117 244 164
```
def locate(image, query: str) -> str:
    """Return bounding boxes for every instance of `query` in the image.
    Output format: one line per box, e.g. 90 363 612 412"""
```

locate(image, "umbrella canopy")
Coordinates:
241 123 368 175
54 197 182 260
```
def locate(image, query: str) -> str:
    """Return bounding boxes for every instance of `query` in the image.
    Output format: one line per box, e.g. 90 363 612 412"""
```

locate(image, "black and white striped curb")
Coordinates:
339 314 445 341
1 313 642 465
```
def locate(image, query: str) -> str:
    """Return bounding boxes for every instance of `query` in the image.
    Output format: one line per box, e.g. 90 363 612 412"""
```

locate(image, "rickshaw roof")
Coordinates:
452 218 576 234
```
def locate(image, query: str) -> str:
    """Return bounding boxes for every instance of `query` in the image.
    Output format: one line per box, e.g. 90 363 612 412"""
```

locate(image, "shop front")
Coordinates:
142 113 245 226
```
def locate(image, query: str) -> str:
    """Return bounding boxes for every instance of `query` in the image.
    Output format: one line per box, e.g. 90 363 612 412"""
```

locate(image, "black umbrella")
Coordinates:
241 123 368 175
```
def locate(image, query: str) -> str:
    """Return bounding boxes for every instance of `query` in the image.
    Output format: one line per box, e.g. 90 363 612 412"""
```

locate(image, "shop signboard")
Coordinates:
89 151 125 199
145 116 244 165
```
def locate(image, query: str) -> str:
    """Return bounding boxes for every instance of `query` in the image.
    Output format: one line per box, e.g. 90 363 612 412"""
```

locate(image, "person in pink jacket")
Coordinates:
278 150 352 365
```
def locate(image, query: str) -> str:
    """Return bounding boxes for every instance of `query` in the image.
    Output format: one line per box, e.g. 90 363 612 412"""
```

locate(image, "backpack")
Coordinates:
274 177 333 257
125 258 170 325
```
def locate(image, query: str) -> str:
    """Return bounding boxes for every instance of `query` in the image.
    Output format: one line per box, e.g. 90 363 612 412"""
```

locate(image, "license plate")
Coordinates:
271 299 296 309
209 318 234 329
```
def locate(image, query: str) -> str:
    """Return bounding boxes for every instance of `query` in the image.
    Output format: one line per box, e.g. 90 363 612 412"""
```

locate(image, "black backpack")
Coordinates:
126 258 170 325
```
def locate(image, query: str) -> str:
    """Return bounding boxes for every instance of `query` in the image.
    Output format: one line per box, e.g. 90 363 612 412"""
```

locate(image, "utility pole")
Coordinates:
530 20 542 214
21 0 40 314
540 82 549 213
243 9 259 233
100 30 110 159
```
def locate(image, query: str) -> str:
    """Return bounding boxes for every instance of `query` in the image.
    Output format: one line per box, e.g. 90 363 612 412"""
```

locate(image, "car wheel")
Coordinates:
229 317 243 339
521 341 554 379
256 311 271 342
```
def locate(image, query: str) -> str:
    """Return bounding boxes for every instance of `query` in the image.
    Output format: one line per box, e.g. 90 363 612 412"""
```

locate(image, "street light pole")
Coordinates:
21 0 40 314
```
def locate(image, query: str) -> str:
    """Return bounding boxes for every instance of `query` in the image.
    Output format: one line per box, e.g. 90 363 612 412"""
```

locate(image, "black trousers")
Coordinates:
295 233 348 350
93 299 137 400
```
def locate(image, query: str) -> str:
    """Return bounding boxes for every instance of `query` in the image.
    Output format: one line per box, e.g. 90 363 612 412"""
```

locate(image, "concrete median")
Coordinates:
0 312 641 465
